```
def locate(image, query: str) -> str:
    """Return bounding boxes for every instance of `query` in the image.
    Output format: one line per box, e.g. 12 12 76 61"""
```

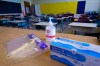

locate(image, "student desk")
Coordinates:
0 19 10 26
69 22 97 27
8 20 27 27
0 19 10 23
55 18 65 20
33 22 57 26
68 22 100 34
33 22 57 30
15 16 24 20
54 17 65 25
29 19 38 22
0 27 99 66
8 20 26 23
0 19 10 21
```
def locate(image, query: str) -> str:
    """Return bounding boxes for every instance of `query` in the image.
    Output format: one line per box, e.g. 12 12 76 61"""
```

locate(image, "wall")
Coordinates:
85 0 100 12
35 4 41 16
85 0 100 19
32 0 85 16
3 0 21 3
99 1 100 20
31 0 100 16
3 0 31 4
32 0 85 4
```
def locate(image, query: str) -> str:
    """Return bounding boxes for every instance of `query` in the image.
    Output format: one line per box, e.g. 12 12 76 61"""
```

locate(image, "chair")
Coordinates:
78 18 90 23
67 14 74 22
10 16 15 21
81 14 88 17
22 17 32 29
62 14 68 17
62 17 71 33
43 16 49 21
2 20 8 26
79 17 89 19
51 19 58 23
47 18 58 29
86 11 98 21
17 22 22 27
96 20 100 27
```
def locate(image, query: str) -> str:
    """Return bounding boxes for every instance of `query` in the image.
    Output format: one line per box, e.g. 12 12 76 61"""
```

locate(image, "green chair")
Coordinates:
96 20 100 27
3 20 8 26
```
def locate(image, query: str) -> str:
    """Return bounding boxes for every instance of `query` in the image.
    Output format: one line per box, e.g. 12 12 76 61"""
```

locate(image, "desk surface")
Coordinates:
15 16 24 18
29 19 38 22
0 27 99 66
62 17 69 19
55 18 65 20
9 20 26 23
33 22 57 26
0 19 10 21
69 22 97 28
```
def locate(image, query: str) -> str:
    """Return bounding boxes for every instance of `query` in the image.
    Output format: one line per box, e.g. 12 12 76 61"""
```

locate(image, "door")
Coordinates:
77 1 86 14
24 1 31 16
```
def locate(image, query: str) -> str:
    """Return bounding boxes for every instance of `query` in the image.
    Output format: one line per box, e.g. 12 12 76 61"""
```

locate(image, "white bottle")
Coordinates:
46 17 56 42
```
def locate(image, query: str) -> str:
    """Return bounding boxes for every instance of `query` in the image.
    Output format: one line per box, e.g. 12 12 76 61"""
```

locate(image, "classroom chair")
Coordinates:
61 18 71 33
47 18 58 28
78 18 90 23
22 17 32 29
96 20 100 27
2 20 8 26
17 22 22 27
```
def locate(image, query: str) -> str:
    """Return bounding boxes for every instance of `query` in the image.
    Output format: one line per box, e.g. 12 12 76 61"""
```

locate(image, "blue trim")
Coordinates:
51 55 75 66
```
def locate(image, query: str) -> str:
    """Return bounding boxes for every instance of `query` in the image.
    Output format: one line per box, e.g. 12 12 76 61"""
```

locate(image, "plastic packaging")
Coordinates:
6 34 48 63
45 17 56 42
51 37 100 66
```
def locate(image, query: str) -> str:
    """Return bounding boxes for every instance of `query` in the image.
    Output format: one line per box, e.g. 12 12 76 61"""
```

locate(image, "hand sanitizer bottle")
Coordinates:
46 17 56 42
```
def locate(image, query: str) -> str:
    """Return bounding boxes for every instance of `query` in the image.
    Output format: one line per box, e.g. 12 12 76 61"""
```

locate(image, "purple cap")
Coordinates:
28 34 48 49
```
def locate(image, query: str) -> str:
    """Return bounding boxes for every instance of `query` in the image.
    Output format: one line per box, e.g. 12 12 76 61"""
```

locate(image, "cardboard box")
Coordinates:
50 38 100 66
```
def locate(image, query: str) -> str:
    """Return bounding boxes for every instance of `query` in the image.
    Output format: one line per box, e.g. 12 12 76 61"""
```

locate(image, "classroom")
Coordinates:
0 0 100 66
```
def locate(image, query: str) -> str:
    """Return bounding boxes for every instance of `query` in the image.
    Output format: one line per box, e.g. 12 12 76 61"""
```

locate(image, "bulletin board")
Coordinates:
40 2 78 14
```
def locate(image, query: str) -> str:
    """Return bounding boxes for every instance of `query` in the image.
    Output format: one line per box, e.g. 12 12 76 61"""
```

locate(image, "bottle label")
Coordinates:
46 29 56 41
46 35 55 38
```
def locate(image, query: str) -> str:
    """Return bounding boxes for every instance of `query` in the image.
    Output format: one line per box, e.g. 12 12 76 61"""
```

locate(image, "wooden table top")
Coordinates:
0 27 99 66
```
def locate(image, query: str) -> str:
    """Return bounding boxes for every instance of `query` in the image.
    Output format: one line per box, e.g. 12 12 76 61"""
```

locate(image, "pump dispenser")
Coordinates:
49 17 53 25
